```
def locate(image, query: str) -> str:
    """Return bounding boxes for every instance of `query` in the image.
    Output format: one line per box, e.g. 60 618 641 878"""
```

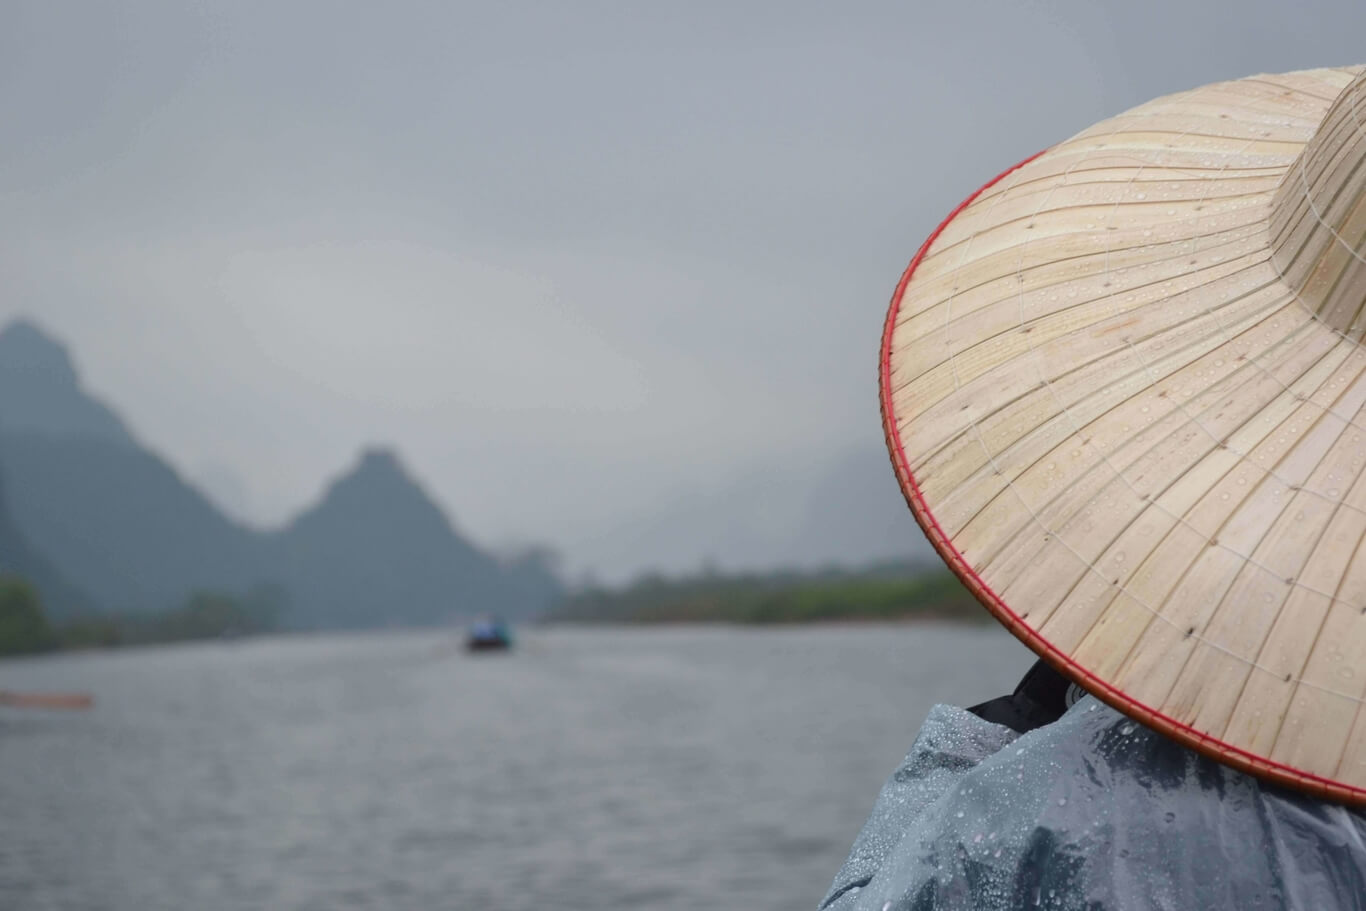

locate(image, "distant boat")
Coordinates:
465 617 513 652
0 690 93 710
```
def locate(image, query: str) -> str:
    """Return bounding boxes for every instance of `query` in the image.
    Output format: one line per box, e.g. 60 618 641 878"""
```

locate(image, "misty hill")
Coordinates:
0 320 561 626
269 449 561 628
0 320 267 611
0 320 136 446
0 472 94 618
0 431 269 613
573 443 937 581
785 444 938 569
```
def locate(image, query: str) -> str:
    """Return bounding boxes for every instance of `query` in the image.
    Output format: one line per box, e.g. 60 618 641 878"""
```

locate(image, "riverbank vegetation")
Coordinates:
548 561 989 625
0 576 283 657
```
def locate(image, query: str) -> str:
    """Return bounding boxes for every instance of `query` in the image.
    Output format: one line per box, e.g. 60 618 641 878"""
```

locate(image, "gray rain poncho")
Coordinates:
820 698 1366 911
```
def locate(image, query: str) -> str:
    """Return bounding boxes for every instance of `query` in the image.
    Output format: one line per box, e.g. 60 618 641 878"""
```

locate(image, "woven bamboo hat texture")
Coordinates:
881 65 1366 803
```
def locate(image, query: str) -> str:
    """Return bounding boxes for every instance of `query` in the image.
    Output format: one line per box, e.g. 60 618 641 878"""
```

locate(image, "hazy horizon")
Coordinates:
4 1 1366 581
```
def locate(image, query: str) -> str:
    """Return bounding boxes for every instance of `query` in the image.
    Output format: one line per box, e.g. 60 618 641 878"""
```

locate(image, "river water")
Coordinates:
0 624 1029 911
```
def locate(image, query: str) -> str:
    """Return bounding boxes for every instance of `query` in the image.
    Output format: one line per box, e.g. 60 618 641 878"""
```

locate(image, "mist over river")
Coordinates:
1 624 1029 911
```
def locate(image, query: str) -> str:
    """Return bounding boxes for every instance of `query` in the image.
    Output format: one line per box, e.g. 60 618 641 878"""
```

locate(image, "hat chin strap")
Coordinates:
1271 71 1366 341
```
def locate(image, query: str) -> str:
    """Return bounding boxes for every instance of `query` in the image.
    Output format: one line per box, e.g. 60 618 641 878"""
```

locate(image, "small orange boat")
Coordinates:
0 690 93 710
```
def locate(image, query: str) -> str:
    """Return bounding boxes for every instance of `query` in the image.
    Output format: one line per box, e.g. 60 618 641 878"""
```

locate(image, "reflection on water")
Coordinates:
0 624 1027 911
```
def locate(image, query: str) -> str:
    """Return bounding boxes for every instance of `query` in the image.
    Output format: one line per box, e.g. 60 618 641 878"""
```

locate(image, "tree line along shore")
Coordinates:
546 562 989 625
0 576 282 657
0 561 988 658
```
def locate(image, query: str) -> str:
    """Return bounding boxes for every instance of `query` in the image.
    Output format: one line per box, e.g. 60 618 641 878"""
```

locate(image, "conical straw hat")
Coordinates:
882 65 1366 803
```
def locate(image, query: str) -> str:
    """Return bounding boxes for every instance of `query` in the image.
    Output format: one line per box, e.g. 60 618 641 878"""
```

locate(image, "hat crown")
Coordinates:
1271 72 1366 340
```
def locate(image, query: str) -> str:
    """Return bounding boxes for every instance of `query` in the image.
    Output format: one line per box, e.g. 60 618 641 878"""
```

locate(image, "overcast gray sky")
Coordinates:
2 1 1365 581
